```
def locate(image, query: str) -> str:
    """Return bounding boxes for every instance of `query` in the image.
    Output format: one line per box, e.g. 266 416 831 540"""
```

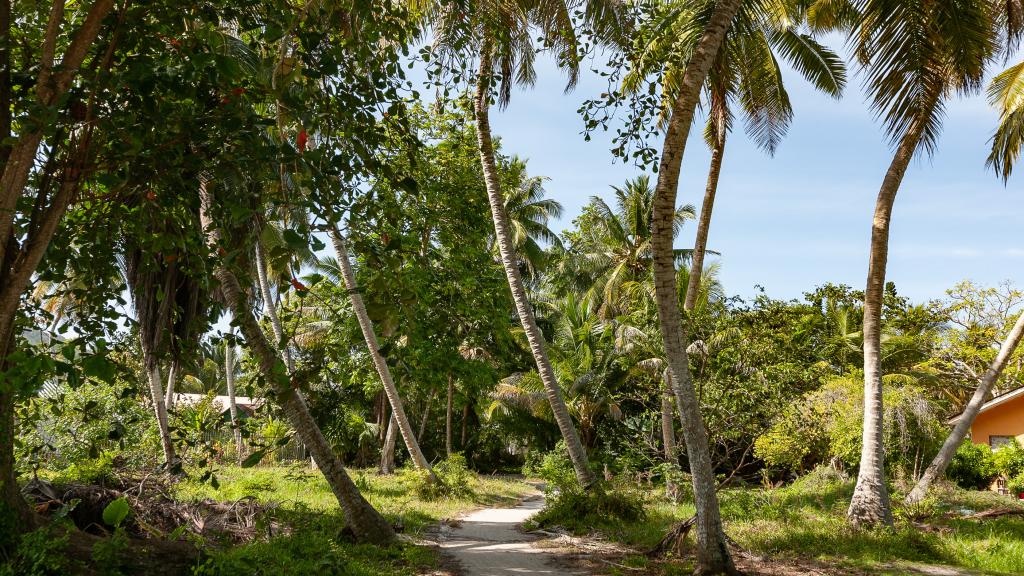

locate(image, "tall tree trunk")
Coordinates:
848 116 930 527
648 1 742 573
163 361 178 410
418 387 436 443
253 240 293 372
328 230 436 480
446 375 454 457
0 327 33 529
198 180 394 543
683 133 726 312
905 309 1024 504
225 337 243 462
473 47 593 487
661 372 677 462
380 413 397 474
143 352 175 467
461 404 469 449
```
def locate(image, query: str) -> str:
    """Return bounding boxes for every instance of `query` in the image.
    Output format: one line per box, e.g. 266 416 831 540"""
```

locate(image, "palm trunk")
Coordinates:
661 372 677 462
380 413 397 474
848 116 930 527
474 47 593 487
683 133 725 312
253 239 294 372
648 1 742 573
163 361 178 410
143 353 175 467
418 387 436 443
328 230 436 480
446 375 454 457
905 309 1024 504
198 180 394 543
225 338 244 462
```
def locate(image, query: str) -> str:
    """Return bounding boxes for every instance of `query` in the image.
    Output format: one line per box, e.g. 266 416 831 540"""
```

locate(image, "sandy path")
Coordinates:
439 493 581 576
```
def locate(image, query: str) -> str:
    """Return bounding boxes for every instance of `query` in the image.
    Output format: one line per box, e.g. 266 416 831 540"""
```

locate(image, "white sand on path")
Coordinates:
438 493 584 576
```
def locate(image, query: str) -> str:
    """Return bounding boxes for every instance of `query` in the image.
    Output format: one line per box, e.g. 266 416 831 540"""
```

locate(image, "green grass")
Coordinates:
581 473 1024 575
172 464 536 576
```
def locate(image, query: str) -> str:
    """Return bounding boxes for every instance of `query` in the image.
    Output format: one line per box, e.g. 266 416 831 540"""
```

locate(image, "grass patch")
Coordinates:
556 470 1024 575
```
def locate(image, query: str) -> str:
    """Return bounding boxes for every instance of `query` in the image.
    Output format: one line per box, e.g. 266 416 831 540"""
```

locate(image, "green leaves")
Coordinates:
102 498 131 528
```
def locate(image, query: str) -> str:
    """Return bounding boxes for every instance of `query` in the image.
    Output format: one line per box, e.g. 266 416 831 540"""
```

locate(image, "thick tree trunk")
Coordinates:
905 309 1024 504
328 230 436 480
163 361 177 410
380 413 397 474
0 328 33 528
473 47 593 487
225 338 244 462
683 134 725 312
446 375 454 457
648 0 742 573
198 180 394 543
848 119 928 527
661 372 677 462
143 355 176 467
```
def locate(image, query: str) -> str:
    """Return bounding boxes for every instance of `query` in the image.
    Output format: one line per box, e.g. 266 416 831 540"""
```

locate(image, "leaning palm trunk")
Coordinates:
474 47 593 487
225 338 244 462
683 134 725 312
848 114 930 527
328 230 437 480
906 309 1024 504
198 179 394 543
380 413 398 474
648 0 742 573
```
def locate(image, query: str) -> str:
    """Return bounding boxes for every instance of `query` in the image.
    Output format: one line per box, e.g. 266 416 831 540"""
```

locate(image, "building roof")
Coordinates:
171 393 263 414
949 386 1024 424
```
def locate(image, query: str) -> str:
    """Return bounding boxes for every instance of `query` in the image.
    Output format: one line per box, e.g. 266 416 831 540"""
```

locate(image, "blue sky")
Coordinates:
470 48 1023 305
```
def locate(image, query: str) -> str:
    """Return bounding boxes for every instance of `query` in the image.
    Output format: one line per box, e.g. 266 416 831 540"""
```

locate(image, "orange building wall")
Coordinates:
971 394 1024 447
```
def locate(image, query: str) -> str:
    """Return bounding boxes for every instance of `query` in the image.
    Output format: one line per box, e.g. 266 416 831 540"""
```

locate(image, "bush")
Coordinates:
1008 473 1024 498
530 483 645 534
531 441 580 494
0 525 74 576
946 441 998 490
993 439 1024 479
410 454 476 500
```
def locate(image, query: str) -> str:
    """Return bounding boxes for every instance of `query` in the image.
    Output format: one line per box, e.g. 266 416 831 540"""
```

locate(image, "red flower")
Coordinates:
231 87 246 96
146 190 157 202
296 129 308 153
290 278 308 291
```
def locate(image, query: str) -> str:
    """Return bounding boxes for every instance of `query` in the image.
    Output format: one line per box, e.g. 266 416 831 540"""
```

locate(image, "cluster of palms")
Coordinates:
5 0 1024 573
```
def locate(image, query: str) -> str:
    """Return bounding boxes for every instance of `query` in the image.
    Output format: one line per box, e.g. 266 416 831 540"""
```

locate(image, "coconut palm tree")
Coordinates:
417 0 626 487
988 58 1024 180
327 228 437 481
497 157 565 280
809 0 1006 526
566 175 695 317
224 332 244 461
198 178 395 544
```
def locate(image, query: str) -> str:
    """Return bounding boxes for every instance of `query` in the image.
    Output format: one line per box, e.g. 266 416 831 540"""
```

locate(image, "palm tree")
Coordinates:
567 175 695 317
198 178 395 544
633 0 744 570
498 157 565 280
225 332 244 462
419 0 626 488
809 0 1005 526
988 58 1024 180
327 228 438 481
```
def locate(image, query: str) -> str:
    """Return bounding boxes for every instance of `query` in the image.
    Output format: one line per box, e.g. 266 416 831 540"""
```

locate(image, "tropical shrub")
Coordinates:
530 483 645 534
993 439 1024 479
946 441 998 490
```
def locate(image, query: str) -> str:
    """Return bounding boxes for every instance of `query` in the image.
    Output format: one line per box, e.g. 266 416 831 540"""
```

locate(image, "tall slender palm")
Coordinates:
809 0 1005 526
636 0 744 570
198 178 395 543
327 228 437 481
225 332 244 461
419 0 625 487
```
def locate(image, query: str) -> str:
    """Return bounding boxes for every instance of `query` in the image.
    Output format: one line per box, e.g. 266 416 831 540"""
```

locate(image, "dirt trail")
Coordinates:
439 492 581 576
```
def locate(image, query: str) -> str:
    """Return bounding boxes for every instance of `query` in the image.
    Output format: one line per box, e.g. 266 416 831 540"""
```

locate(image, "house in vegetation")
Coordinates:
952 387 1024 450
170 393 262 421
